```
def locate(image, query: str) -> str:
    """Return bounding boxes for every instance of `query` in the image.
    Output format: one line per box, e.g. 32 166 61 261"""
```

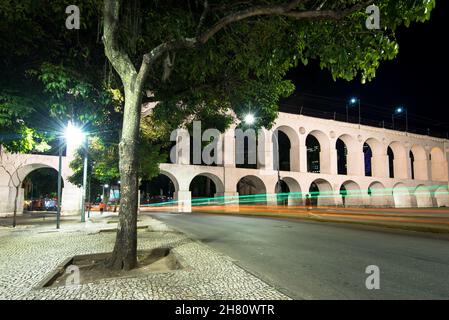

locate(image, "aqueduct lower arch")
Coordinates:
0 152 82 216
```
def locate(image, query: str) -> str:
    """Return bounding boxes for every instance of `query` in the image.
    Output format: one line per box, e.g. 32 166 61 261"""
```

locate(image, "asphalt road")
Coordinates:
149 212 449 300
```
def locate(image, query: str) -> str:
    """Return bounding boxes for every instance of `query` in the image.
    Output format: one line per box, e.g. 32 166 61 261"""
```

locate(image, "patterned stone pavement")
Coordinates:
0 215 290 300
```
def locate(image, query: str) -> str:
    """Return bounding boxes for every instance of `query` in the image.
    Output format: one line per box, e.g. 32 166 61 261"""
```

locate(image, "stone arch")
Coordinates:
159 170 180 193
339 180 362 207
368 181 390 207
273 125 300 172
336 134 359 176
237 175 267 205
307 130 331 174
308 178 335 206
364 138 385 178
410 145 428 180
9 160 59 187
275 176 302 206
21 166 63 212
430 147 448 181
388 142 408 179
434 185 449 207
188 173 225 205
188 172 224 194
393 183 413 208
16 163 63 214
414 185 433 208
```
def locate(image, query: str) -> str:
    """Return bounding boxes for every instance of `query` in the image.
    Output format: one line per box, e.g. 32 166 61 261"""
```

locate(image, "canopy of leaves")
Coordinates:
0 0 437 162
117 0 436 132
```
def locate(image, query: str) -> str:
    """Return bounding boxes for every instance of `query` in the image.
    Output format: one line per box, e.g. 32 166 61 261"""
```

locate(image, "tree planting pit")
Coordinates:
42 247 183 288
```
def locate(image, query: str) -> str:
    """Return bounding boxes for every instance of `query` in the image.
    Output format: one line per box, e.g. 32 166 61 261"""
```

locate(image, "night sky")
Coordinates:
282 0 448 137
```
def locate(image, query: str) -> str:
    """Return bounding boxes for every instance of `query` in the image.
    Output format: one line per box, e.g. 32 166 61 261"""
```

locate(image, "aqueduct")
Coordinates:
0 144 82 216
162 112 449 212
1 112 449 215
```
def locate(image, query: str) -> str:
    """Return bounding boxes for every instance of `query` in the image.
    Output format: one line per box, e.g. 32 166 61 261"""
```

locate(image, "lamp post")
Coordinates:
56 122 86 229
393 106 408 133
348 97 361 128
273 131 282 205
102 184 109 203
56 137 63 229
81 135 88 222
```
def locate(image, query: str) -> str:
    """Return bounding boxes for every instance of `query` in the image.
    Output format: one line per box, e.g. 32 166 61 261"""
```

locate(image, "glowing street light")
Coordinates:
347 97 361 127
56 122 88 228
392 106 408 133
244 114 256 125
64 122 85 148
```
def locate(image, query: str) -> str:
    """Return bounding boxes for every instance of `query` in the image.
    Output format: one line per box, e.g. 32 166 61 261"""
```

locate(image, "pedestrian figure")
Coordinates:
305 194 312 212
99 202 106 214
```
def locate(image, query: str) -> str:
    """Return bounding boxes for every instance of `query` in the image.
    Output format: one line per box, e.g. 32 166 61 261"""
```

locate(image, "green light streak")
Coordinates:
141 184 449 207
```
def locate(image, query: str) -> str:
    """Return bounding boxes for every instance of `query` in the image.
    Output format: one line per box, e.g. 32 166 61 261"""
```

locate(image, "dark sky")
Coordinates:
282 0 448 137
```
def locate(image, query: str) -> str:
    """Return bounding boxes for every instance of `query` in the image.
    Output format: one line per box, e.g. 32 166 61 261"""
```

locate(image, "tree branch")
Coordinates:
137 0 371 90
196 0 209 36
103 0 138 85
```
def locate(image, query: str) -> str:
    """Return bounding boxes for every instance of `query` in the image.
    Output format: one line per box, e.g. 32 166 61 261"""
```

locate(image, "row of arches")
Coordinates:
147 171 449 209
270 127 448 181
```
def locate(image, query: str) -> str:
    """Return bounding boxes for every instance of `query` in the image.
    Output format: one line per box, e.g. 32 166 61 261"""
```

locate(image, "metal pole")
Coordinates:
405 109 409 133
87 175 91 218
277 169 281 205
346 105 348 122
392 114 395 130
81 136 88 222
358 100 361 129
56 139 63 229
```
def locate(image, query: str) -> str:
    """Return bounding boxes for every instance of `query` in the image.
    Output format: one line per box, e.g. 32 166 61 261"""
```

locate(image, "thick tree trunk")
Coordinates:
107 84 142 271
13 186 18 228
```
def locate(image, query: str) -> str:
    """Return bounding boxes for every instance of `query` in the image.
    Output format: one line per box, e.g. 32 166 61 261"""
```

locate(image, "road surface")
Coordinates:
149 212 449 299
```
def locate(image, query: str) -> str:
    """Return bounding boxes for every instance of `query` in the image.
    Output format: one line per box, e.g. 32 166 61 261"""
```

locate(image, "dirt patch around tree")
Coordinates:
43 247 183 288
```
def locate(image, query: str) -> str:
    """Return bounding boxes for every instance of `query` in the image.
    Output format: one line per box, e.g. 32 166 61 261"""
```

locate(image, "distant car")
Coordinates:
44 198 57 211
147 195 168 204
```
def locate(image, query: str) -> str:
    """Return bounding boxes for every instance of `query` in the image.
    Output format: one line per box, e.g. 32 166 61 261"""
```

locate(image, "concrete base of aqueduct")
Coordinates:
160 163 449 213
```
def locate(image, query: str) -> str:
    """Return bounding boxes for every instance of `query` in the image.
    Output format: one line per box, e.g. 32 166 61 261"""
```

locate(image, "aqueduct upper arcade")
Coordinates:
161 112 449 212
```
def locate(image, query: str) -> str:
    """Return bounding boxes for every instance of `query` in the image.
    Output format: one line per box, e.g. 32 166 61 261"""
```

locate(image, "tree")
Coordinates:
0 147 29 227
0 1 436 269
0 1 106 153
101 0 436 269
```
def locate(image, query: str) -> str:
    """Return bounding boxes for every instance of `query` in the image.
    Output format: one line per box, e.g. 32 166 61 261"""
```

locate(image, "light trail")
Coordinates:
141 184 449 208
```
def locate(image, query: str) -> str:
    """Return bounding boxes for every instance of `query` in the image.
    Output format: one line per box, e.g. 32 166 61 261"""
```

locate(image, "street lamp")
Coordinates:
102 184 110 203
348 97 361 128
56 122 86 229
272 131 282 206
244 113 256 125
392 106 408 133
